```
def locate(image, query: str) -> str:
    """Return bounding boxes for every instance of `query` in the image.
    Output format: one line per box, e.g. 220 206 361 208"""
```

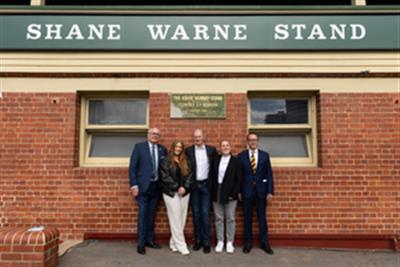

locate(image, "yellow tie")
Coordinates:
250 151 257 174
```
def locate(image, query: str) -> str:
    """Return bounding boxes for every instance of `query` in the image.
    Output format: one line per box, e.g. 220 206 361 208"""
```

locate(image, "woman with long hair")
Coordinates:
160 140 193 255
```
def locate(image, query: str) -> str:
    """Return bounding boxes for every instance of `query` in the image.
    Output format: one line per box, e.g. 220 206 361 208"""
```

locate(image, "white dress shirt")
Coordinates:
195 145 209 181
218 155 231 184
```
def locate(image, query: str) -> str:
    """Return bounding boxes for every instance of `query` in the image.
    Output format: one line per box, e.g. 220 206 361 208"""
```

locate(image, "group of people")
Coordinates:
129 128 274 256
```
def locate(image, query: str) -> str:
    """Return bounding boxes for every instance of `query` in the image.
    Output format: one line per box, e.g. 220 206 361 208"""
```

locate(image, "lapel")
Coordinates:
223 156 234 182
244 149 251 170
205 145 211 164
188 146 195 168
157 145 164 165
256 150 263 174
191 146 196 161
206 145 212 163
215 154 222 167
206 145 210 156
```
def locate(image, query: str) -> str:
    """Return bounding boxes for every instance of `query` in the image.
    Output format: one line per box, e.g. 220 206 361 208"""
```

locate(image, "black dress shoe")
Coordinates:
243 243 252 254
145 242 162 249
137 246 146 255
193 243 202 251
260 244 274 255
203 245 211 254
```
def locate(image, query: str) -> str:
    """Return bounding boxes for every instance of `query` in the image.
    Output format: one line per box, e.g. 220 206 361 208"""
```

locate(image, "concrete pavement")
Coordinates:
59 240 399 267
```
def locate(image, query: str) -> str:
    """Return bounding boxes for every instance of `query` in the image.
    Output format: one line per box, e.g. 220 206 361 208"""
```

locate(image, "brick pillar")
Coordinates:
0 227 59 267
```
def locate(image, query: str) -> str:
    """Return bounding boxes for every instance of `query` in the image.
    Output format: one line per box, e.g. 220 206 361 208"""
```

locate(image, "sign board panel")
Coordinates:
171 94 226 118
0 14 399 50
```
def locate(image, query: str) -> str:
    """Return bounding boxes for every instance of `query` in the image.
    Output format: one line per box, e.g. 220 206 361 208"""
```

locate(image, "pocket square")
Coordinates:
262 179 268 183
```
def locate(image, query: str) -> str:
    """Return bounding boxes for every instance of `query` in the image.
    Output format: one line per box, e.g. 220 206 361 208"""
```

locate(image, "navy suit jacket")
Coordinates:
238 149 274 199
129 141 167 194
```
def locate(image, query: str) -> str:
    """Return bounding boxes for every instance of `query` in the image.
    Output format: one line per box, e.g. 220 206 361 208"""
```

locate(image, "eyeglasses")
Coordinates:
150 132 160 136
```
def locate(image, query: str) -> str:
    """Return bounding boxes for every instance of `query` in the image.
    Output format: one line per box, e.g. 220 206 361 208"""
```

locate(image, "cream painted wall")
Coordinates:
1 78 399 93
1 52 399 93
1 52 399 73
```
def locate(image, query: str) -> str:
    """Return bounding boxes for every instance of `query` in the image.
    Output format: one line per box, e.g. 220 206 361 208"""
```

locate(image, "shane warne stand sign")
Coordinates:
0 14 399 50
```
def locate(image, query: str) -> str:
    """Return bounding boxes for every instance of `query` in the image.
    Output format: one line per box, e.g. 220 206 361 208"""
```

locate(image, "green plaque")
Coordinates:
171 94 226 118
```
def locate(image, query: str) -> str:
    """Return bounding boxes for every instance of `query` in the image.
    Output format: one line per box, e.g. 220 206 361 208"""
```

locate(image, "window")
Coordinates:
80 93 148 166
248 91 318 167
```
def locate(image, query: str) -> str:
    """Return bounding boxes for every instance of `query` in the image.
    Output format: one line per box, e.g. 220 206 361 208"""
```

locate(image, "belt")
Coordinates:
197 179 208 185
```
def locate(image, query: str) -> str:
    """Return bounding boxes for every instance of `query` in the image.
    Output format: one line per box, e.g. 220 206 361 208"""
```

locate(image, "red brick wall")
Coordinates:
0 92 399 240
0 226 59 267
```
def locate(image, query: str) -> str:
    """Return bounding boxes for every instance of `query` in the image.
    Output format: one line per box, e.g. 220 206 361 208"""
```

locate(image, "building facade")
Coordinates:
0 1 399 250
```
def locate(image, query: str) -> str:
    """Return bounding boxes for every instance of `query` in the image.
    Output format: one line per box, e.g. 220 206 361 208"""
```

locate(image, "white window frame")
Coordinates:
79 91 149 167
248 91 318 167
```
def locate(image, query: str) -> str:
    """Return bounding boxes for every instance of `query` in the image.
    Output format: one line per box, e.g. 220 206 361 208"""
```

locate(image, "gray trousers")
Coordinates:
212 200 237 243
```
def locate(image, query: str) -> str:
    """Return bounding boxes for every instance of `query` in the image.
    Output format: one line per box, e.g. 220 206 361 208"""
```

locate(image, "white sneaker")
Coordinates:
226 242 234 254
170 245 178 252
180 248 190 255
215 241 224 253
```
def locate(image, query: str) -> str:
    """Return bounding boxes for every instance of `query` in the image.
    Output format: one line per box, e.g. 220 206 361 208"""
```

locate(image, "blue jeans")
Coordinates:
190 182 211 246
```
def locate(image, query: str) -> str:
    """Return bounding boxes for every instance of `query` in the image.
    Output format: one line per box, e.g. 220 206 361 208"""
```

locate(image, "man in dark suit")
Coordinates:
238 133 274 255
185 129 217 253
129 127 167 255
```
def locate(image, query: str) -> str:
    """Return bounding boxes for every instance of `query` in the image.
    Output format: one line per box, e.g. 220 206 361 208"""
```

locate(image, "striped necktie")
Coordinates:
250 150 257 174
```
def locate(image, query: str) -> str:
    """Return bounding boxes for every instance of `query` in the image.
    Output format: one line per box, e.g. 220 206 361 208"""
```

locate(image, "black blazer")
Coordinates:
185 145 217 187
160 156 194 198
210 155 243 204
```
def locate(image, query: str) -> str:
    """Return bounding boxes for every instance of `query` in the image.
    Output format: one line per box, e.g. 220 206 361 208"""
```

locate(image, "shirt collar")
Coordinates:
148 141 157 148
249 148 258 154
195 144 206 150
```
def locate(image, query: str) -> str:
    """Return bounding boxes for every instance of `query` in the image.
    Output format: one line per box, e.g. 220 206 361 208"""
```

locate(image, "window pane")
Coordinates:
250 99 308 124
89 134 146 157
89 99 147 125
259 134 308 157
